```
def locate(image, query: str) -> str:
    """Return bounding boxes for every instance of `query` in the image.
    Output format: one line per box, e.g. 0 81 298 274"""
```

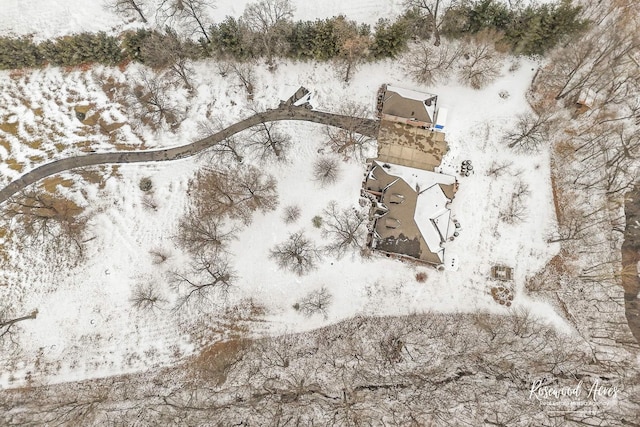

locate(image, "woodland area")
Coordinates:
1 312 639 425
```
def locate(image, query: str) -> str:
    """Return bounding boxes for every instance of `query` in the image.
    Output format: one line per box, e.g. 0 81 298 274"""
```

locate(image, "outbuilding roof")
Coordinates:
381 85 438 125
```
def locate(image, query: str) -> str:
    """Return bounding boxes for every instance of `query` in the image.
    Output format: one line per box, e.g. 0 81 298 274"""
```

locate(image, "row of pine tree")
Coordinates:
0 0 587 70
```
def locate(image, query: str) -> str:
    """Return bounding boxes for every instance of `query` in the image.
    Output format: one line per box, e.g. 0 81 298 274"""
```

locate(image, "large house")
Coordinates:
366 85 457 266
364 161 457 265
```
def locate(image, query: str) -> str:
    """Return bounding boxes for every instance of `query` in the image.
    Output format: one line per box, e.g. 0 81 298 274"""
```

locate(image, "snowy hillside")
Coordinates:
0 0 600 396
1 0 639 424
0 48 568 390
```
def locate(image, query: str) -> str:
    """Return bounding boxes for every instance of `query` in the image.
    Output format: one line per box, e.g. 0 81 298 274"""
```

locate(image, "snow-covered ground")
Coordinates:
0 0 405 40
0 0 551 40
0 0 566 388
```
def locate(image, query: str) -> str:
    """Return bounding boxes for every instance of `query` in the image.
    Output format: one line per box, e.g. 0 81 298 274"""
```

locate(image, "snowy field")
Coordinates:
0 0 565 388
0 0 405 40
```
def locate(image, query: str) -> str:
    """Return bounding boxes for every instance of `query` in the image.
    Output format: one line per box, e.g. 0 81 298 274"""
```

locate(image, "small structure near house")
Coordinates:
434 107 447 131
575 88 596 115
576 88 596 108
282 86 311 107
378 84 438 128
491 265 514 281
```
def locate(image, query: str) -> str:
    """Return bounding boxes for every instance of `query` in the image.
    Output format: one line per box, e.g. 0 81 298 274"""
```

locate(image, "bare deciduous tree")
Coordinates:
321 201 368 258
269 231 320 275
176 209 238 256
547 202 591 243
232 166 279 217
542 16 639 102
172 252 236 310
325 103 375 160
157 0 213 43
499 177 531 224
513 180 530 200
403 40 461 86
457 30 504 89
242 0 294 65
566 123 640 195
140 29 200 90
1 191 87 262
198 120 244 163
229 61 256 99
282 205 301 224
486 160 513 178
335 31 371 83
1 307 38 345
244 121 291 161
499 195 528 225
130 283 166 312
296 287 332 318
403 0 453 46
312 156 341 187
193 165 278 224
109 0 148 23
132 71 181 128
503 111 554 153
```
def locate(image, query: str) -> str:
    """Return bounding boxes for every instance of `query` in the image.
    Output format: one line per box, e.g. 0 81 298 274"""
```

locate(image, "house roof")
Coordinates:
366 161 457 264
380 161 457 191
415 184 449 259
381 85 438 125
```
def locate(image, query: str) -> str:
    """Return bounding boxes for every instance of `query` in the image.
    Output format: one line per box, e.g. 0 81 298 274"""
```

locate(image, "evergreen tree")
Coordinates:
287 20 317 59
371 18 408 58
39 32 122 66
441 0 587 56
0 37 42 69
399 8 435 41
466 0 511 33
506 0 587 55
209 17 253 60
122 29 155 63
287 17 352 61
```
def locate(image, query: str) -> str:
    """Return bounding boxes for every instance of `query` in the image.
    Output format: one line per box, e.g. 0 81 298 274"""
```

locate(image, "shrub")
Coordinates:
312 215 323 228
415 271 428 283
282 205 301 224
297 287 333 318
313 156 340 187
139 177 153 192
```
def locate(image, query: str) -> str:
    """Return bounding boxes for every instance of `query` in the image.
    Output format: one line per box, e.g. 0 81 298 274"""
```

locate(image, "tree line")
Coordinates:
3 310 638 425
435 0 588 55
0 0 587 71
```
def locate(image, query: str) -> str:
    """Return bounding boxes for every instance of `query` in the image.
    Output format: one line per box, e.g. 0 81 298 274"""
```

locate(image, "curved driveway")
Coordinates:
0 107 379 205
